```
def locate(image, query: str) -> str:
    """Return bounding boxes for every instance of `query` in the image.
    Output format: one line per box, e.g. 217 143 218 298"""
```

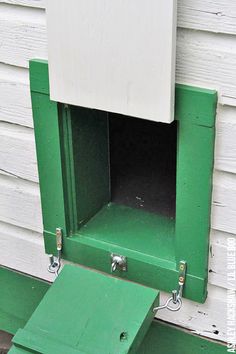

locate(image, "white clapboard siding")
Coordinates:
3 0 236 37
1 3 236 107
209 234 236 290
215 105 236 174
0 221 53 281
176 28 236 107
0 123 38 182
178 0 236 35
0 64 33 127
211 228 236 247
0 174 42 233
1 72 236 176
158 284 229 342
212 171 236 235
0 0 45 7
0 3 47 68
209 242 236 291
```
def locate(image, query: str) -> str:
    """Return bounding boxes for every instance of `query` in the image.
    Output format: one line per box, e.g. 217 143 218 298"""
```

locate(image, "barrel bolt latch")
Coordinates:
48 228 63 277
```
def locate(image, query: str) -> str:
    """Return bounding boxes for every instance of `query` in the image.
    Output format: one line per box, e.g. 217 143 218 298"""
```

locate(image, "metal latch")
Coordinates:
48 228 63 277
111 253 127 272
153 261 187 313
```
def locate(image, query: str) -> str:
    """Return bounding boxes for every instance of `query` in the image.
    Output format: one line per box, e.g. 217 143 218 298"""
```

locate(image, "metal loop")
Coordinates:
166 297 182 312
153 296 182 313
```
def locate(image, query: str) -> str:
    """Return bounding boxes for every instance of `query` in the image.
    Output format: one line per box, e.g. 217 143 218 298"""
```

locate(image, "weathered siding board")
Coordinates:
215 105 236 174
0 221 52 281
0 4 47 68
0 64 33 127
0 123 38 182
4 0 236 36
158 284 228 342
176 28 236 106
1 3 236 108
0 0 45 8
0 174 42 233
178 0 236 35
212 171 236 235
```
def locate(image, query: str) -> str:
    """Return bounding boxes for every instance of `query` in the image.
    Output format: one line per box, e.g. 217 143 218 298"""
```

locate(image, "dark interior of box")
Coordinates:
109 113 177 218
70 106 177 259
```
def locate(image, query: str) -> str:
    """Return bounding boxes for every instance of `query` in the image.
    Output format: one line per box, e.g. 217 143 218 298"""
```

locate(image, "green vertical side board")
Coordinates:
31 92 68 239
176 121 215 282
0 267 49 335
175 84 217 127
71 106 110 227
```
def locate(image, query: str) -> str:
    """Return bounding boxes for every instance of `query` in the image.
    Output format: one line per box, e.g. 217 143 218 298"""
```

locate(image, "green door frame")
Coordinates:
30 59 217 303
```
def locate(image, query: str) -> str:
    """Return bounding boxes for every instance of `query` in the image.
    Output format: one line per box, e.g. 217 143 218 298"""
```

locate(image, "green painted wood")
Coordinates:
0 268 226 354
0 267 49 335
138 321 226 354
29 60 50 95
176 122 215 283
30 59 217 303
11 265 159 354
31 92 69 239
70 105 110 227
78 203 175 261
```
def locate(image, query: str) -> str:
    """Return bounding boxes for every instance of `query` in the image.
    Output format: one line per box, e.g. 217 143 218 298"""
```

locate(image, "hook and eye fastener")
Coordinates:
153 261 187 314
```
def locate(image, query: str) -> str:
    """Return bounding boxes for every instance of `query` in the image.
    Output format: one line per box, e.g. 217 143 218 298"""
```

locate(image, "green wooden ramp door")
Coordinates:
9 265 159 354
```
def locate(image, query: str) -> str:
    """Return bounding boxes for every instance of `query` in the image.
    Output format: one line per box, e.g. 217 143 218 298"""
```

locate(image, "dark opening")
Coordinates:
109 113 177 218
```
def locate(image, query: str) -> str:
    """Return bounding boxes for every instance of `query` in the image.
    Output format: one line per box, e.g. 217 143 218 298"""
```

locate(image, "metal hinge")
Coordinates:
47 228 63 277
153 261 187 313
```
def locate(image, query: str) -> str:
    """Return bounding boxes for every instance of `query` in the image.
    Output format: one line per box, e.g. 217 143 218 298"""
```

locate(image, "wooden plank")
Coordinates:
0 267 225 354
139 320 226 354
0 64 33 127
215 105 236 174
176 28 236 107
0 221 52 281
0 267 49 335
12 266 159 354
212 171 236 234
0 3 47 68
1 5 236 109
178 0 236 35
0 174 42 233
47 0 176 123
1 0 236 37
158 284 229 342
0 0 45 8
209 229 236 289
0 123 38 182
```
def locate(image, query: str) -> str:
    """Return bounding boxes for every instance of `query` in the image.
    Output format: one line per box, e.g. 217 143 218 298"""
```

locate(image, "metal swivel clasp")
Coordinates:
111 253 127 272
